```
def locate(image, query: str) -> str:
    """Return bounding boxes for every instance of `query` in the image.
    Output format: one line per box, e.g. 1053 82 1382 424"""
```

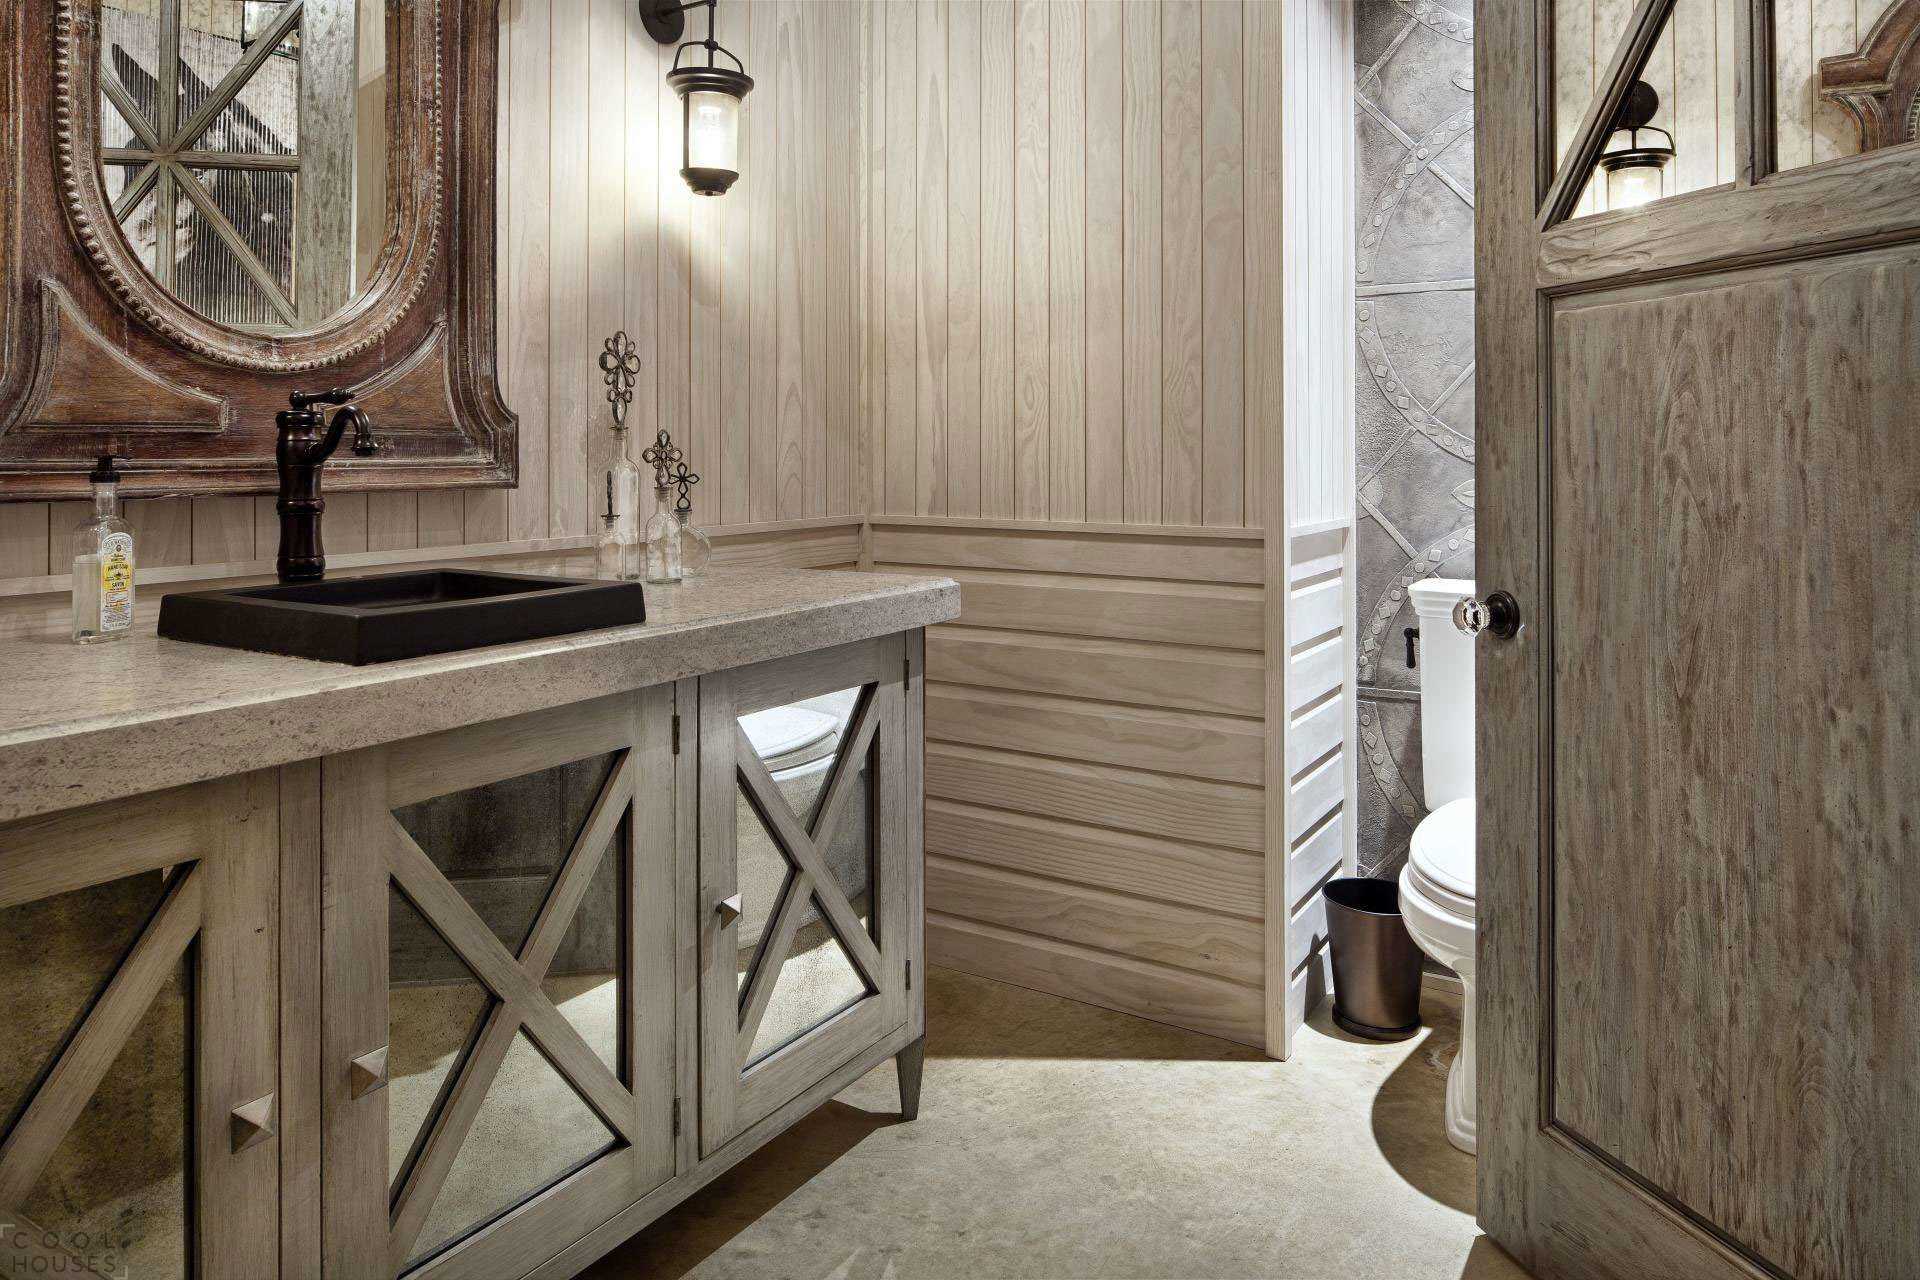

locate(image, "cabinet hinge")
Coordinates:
672 1096 682 1137
671 714 681 754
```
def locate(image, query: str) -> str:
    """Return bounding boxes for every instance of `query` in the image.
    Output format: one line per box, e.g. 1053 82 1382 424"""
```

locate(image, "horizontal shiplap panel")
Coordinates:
926 741 1264 852
1288 577 1342 644
927 626 1263 717
878 564 1264 650
712 522 864 569
928 910 1266 1049
1287 694 1344 778
1289 749 1344 843
1289 632 1344 714
871 523 1264 583
1290 810 1345 906
927 855 1263 986
927 683 1264 784
925 799 1263 915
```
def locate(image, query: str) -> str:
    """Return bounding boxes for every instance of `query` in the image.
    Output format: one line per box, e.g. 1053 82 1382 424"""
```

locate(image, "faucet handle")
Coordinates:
288 387 356 411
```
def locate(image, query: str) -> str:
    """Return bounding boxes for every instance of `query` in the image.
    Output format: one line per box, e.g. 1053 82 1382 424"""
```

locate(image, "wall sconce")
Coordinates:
1598 81 1676 210
641 0 754 197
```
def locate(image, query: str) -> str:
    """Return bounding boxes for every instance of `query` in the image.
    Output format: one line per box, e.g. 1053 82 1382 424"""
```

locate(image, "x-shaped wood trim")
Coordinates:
1538 0 1676 229
384 751 636 1267
733 688 885 1065
0 865 201 1211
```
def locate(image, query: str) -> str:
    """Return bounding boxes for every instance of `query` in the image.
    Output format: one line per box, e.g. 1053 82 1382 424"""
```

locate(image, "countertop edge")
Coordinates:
0 574 958 825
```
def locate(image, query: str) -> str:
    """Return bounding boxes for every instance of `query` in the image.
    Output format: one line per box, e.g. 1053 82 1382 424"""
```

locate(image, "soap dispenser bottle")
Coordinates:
71 454 135 644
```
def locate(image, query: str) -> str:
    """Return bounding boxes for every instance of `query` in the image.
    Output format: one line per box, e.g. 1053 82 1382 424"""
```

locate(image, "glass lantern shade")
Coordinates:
667 66 753 196
1597 123 1674 211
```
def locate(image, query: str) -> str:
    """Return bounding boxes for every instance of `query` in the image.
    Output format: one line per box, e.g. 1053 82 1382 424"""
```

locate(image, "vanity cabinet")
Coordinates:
319 687 681 1278
294 635 924 1278
0 567 952 1280
0 772 281 1280
698 634 919 1156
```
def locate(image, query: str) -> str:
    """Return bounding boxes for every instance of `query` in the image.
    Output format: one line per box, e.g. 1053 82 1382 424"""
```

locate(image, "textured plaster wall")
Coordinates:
1353 1 1476 882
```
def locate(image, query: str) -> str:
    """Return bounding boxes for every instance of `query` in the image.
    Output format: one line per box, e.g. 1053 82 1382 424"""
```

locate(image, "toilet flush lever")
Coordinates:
1453 591 1521 640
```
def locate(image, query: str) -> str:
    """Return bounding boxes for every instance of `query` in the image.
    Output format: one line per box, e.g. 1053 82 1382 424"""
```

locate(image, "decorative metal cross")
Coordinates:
640 428 682 486
598 331 641 428
672 461 700 513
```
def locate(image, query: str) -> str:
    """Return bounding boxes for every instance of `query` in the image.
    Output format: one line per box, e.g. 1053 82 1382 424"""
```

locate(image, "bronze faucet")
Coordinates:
276 389 381 582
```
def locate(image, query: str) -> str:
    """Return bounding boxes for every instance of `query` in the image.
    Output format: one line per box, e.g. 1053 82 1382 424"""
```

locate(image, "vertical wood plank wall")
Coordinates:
864 0 1347 1058
0 0 868 598
1554 0 1893 216
0 1 1362 1060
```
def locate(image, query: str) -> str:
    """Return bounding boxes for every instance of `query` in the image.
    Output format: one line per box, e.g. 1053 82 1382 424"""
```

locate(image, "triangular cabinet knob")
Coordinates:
350 1045 390 1098
231 1092 277 1153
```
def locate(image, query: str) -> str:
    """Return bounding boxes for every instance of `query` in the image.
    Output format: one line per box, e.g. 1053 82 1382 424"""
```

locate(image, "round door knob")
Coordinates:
1452 590 1522 639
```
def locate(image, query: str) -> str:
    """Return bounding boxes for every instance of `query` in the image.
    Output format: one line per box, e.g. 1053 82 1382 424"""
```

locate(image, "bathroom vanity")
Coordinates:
0 567 957 1279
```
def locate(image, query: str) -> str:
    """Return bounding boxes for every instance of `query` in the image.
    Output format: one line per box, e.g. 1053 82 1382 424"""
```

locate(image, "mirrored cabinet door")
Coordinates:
0 773 280 1280
697 636 912 1157
320 691 678 1280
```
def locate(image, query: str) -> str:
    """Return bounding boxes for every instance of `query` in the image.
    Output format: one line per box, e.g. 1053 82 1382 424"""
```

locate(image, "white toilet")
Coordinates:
1399 577 1479 1155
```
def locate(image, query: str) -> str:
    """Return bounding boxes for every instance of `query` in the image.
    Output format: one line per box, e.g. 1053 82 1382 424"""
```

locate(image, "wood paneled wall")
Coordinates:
876 522 1271 1048
861 0 1350 1060
865 0 1281 529
1554 0 1895 215
0 0 867 597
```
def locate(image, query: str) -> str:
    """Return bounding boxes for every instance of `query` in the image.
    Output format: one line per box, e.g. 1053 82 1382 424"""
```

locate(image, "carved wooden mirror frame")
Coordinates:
0 0 516 501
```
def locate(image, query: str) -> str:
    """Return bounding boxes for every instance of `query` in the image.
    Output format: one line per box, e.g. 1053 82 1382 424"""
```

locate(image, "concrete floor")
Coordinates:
583 966 1531 1280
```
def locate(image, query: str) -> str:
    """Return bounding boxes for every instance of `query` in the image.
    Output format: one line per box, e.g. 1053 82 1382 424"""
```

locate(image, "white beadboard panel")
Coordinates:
1281 0 1354 531
0 0 868 600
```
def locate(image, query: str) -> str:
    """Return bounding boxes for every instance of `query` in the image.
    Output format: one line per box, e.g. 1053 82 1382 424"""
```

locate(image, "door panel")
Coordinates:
1481 2 1920 1277
322 690 677 1279
0 773 280 1280
1548 249 1919 1278
698 636 911 1157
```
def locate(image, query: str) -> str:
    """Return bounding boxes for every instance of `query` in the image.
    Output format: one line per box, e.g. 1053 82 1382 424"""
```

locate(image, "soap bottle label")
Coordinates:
98 532 134 631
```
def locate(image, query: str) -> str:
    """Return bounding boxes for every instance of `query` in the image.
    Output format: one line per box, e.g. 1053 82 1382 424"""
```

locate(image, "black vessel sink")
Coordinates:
159 570 647 665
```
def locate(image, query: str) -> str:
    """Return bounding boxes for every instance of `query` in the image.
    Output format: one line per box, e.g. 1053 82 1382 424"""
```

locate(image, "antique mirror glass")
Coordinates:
97 0 388 333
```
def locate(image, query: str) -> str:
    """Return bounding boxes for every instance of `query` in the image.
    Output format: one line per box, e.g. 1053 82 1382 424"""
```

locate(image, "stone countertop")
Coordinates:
0 567 958 823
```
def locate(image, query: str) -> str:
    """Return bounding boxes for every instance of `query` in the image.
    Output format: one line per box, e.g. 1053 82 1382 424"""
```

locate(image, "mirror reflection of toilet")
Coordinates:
1399 578 1479 1155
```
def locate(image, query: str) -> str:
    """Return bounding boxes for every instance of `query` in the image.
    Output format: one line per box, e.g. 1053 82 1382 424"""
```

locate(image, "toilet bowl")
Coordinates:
1397 577 1479 1154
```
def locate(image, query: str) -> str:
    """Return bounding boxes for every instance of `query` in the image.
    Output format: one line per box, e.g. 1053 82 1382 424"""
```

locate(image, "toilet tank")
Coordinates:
1409 578 1476 810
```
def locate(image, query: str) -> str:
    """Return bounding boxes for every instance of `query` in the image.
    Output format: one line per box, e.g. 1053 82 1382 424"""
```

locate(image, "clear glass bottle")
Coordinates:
644 482 682 584
595 472 635 581
672 464 710 577
675 508 711 578
611 450 641 551
71 454 135 644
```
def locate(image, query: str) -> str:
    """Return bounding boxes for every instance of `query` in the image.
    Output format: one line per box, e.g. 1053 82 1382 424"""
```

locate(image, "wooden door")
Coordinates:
1477 2 1919 1278
321 689 678 1278
697 636 913 1156
0 773 280 1279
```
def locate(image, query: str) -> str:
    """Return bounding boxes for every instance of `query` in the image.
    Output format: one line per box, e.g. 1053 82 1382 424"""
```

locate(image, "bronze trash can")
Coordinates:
1323 876 1425 1040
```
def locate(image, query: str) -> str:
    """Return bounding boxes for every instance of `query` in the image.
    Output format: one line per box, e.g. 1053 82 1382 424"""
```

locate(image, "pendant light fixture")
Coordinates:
641 0 754 197
1598 81 1676 210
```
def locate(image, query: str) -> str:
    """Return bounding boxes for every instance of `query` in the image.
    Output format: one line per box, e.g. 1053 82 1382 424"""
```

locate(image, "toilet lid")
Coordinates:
1409 797 1475 916
738 705 840 770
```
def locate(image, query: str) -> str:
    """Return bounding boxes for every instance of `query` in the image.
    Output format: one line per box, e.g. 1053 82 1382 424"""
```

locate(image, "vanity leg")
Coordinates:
895 1035 926 1121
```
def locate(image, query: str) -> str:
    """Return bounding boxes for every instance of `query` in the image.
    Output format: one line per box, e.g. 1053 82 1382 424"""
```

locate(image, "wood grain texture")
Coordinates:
1485 0 1920 1271
1548 248 1920 1280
